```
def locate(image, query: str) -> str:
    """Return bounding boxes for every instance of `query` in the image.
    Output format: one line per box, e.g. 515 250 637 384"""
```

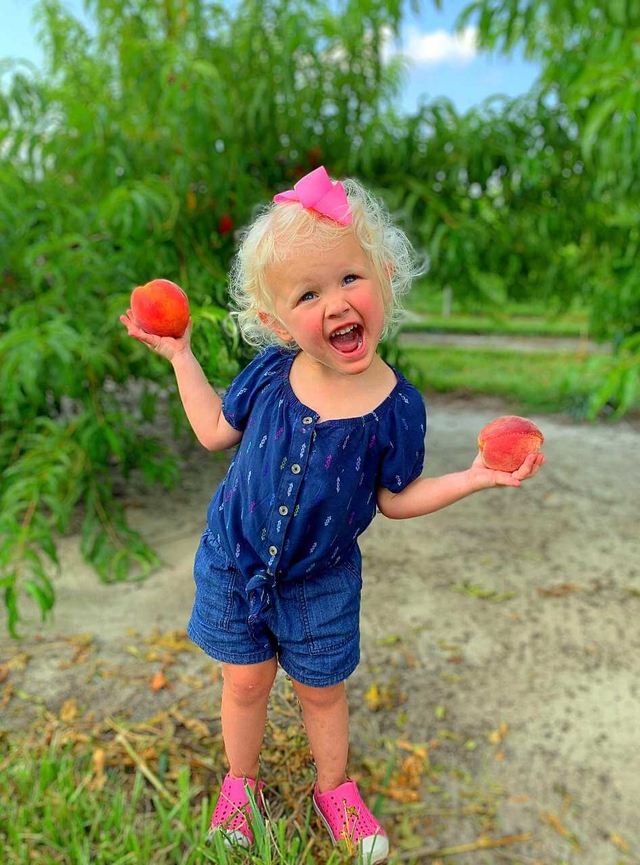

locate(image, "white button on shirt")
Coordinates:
212 344 426 584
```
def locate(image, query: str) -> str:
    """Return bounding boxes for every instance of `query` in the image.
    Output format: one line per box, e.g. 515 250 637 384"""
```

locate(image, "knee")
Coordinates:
293 680 345 711
222 663 276 707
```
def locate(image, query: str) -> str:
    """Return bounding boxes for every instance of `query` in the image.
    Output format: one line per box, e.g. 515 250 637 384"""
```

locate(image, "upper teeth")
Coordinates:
331 324 357 337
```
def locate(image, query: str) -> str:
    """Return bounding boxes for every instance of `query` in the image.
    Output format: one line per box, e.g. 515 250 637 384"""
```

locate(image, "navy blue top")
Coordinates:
206 345 427 582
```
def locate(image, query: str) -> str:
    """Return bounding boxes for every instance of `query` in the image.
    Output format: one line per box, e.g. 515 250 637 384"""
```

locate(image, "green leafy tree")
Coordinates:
355 92 591 313
460 0 640 414
0 0 426 635
2 0 638 636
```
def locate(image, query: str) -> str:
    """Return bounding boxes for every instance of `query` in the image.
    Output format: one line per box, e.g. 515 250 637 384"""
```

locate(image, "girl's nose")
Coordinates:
325 288 351 317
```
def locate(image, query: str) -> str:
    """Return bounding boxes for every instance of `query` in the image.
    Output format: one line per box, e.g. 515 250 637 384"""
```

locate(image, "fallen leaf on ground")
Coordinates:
144 630 196 654
537 584 581 596
66 634 93 646
1 682 14 710
176 673 205 689
364 681 407 711
90 747 106 791
60 643 92 669
425 832 533 856
541 811 581 849
5 652 30 672
542 811 570 836
150 670 172 691
610 832 630 852
60 699 78 722
170 709 210 737
375 634 402 646
488 720 508 744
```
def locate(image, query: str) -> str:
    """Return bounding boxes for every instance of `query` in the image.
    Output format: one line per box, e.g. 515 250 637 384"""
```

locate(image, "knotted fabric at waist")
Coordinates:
245 569 274 648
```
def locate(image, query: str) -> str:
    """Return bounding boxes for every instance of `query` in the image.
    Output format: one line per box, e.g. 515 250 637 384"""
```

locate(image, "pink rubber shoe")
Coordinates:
313 779 389 864
207 773 264 848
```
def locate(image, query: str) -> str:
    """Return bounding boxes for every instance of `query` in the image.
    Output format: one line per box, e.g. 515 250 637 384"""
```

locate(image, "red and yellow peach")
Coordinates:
130 279 190 338
478 415 544 472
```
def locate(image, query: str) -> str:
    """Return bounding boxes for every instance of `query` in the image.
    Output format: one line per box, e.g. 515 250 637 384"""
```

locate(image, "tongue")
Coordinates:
331 328 359 352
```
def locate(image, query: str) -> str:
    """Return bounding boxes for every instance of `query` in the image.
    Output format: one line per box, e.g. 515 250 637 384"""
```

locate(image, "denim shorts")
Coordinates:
186 529 362 688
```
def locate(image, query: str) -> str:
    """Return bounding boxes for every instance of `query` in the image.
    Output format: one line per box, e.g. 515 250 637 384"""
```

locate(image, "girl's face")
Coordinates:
260 232 387 377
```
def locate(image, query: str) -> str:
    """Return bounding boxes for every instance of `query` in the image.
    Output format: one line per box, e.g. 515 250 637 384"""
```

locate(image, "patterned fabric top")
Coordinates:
206 345 427 581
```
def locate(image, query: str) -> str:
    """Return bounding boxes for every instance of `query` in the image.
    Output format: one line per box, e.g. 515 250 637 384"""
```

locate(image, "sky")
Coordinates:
0 0 541 115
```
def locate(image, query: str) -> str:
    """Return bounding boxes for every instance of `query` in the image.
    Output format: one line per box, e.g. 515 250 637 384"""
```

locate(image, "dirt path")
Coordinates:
399 330 611 354
2 391 639 863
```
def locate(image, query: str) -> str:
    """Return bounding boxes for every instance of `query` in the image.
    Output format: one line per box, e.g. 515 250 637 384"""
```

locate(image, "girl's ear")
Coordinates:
258 310 293 343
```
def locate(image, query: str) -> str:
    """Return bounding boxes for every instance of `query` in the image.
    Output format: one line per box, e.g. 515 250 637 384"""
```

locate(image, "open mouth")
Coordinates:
328 323 364 355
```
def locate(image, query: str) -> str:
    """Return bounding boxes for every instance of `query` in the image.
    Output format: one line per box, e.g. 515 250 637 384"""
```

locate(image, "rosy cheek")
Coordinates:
300 316 323 341
358 291 383 321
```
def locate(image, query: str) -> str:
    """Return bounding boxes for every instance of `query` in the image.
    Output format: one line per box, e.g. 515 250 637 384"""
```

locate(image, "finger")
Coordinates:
120 317 142 338
494 471 522 487
125 309 146 330
530 452 546 469
124 321 155 343
119 318 140 338
520 452 546 481
120 311 140 332
512 452 538 480
530 454 545 474
471 451 484 469
501 477 522 487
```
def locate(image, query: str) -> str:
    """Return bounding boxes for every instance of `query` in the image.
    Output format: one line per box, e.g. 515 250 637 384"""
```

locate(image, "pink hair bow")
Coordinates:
273 166 352 225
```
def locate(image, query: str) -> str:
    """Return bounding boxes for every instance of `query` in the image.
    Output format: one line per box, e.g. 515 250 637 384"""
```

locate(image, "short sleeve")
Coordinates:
221 345 286 431
377 384 427 492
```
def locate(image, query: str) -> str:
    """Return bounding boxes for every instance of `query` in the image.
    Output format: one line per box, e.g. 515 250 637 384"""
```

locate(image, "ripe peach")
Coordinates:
218 213 234 235
478 415 544 472
130 279 189 338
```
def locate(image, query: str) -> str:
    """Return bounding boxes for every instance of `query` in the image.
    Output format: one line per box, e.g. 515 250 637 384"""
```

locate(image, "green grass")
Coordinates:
400 313 590 339
403 290 591 338
0 666 436 865
401 346 613 416
0 669 552 865
0 736 366 865
2 748 215 865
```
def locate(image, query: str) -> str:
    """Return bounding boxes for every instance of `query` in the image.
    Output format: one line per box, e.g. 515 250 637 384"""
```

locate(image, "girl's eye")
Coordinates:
343 274 358 284
299 291 315 303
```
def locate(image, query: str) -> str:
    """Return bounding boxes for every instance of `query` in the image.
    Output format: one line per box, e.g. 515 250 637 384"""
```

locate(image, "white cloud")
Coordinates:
401 25 478 66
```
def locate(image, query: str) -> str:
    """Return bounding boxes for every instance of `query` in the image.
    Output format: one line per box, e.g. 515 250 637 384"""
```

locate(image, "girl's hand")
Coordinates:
119 309 192 362
468 450 546 490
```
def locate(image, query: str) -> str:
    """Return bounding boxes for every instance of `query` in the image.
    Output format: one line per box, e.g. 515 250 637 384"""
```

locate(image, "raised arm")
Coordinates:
120 310 242 452
377 451 544 520
170 350 242 451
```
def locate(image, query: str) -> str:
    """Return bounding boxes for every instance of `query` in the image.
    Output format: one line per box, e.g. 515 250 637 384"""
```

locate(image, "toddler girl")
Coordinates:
120 166 544 863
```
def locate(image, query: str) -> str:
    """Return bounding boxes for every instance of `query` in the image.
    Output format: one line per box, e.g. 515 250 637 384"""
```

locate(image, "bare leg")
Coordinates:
221 658 278 779
292 679 349 793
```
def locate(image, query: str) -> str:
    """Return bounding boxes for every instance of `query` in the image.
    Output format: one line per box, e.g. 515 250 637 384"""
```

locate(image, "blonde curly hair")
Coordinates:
227 174 423 352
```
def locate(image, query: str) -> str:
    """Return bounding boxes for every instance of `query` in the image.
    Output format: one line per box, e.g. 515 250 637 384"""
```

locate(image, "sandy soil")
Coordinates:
2 390 639 864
